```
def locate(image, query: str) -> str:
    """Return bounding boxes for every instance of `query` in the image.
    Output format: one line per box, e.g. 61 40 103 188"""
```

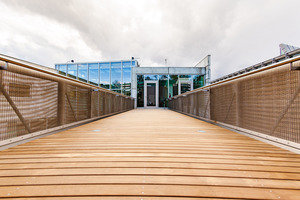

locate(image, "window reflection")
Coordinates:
145 75 158 80
78 64 88 82
111 62 121 89
123 61 131 91
100 63 110 89
58 64 67 76
193 75 204 89
67 64 77 79
88 63 99 86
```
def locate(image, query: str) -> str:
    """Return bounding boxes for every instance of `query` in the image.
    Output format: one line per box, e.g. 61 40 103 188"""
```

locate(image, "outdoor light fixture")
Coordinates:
93 89 99 92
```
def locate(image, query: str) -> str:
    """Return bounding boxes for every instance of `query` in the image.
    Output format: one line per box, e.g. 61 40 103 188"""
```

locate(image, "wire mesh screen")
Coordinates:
0 61 134 142
169 60 300 144
0 70 58 140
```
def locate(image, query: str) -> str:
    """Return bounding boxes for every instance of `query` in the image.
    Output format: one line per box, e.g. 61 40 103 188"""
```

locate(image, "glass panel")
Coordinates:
159 75 168 107
179 75 192 80
137 75 144 107
78 64 88 82
169 75 178 97
181 82 191 94
112 90 121 94
88 63 99 86
100 63 110 89
58 64 67 76
145 75 158 80
111 62 121 89
67 64 77 79
193 75 204 89
123 90 131 96
123 61 131 90
131 61 136 66
147 83 156 106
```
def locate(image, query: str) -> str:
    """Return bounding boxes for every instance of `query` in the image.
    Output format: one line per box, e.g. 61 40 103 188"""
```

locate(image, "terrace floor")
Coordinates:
0 109 300 199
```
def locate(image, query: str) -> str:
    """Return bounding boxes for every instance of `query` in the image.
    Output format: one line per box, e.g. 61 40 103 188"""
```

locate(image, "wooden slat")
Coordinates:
0 109 300 199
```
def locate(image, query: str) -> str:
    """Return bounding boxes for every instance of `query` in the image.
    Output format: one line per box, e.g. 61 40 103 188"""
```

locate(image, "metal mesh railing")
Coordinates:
0 57 134 142
169 58 300 144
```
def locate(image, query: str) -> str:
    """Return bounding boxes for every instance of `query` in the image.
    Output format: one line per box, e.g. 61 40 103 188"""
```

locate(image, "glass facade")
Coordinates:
56 60 136 96
137 74 205 107
88 63 99 86
55 60 207 105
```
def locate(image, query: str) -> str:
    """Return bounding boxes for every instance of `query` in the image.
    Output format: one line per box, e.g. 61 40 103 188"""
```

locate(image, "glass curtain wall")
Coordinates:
100 63 110 89
88 63 99 86
56 60 135 96
122 61 131 96
57 64 67 76
111 62 122 93
78 64 88 82
137 74 205 107
67 64 77 79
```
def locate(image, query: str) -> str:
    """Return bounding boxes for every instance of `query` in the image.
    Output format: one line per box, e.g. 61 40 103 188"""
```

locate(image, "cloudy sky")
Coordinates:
0 0 299 79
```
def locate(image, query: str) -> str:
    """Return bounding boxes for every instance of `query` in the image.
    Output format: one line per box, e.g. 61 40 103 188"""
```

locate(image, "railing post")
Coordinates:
57 82 66 126
88 88 92 119
235 82 242 127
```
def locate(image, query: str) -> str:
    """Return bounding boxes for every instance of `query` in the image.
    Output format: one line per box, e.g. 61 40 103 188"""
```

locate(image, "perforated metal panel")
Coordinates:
169 60 300 144
0 59 134 142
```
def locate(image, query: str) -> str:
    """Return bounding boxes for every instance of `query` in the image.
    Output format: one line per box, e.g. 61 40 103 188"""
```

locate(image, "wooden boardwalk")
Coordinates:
0 109 300 199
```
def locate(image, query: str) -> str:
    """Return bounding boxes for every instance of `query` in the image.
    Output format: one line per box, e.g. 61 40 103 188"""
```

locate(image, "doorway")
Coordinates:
144 80 159 108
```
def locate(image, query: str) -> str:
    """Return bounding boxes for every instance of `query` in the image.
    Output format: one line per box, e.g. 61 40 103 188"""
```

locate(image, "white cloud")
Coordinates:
0 0 300 79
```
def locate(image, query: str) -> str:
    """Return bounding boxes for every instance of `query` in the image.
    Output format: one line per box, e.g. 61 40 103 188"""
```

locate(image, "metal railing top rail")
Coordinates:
170 54 300 99
211 48 300 83
0 54 134 99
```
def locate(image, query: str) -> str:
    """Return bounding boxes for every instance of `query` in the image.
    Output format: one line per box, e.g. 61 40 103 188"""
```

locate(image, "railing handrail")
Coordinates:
170 54 300 99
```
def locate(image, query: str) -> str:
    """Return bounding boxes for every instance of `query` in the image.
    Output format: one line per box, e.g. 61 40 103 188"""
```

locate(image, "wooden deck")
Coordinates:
0 109 300 199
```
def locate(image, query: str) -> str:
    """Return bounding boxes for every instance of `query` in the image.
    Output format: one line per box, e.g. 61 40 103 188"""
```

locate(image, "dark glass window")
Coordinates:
137 75 144 107
169 75 178 97
159 75 168 107
193 75 204 89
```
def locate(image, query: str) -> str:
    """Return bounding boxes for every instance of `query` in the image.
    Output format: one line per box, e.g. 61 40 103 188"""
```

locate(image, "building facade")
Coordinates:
55 55 210 108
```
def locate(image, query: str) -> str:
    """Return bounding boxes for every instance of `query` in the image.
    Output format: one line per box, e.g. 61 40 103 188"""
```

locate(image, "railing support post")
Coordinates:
0 79 32 133
57 82 66 126
235 82 242 127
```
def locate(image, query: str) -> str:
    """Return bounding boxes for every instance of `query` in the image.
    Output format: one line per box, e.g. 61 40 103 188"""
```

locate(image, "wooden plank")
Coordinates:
0 167 299 180
0 109 300 199
0 175 299 189
0 185 299 199
0 161 299 173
